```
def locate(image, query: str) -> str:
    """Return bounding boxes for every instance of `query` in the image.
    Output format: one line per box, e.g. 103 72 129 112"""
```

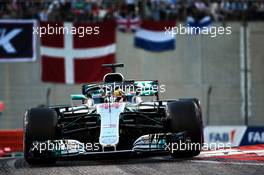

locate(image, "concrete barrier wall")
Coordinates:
250 23 264 125
0 22 263 129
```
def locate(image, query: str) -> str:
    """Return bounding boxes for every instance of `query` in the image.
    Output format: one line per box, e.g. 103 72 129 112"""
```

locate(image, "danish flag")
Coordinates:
40 21 115 84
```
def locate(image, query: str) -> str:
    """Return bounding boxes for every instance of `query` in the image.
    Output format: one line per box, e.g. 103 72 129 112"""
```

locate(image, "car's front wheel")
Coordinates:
166 99 203 158
24 107 58 165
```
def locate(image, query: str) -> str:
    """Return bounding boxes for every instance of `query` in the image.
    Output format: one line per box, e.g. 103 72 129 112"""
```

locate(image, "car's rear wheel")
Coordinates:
24 107 58 165
166 99 203 158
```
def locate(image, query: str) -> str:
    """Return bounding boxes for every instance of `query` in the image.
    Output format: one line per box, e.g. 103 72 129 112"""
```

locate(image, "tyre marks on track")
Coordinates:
1 156 264 175
0 145 264 175
0 158 13 174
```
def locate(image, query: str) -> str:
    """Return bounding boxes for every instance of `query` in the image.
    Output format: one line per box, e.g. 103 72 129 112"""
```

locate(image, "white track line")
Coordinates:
190 160 264 166
200 148 264 157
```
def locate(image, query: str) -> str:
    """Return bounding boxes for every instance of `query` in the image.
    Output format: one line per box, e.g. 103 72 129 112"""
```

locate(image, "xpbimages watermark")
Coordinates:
33 23 100 37
31 141 100 153
165 24 232 38
99 82 166 95
164 141 232 153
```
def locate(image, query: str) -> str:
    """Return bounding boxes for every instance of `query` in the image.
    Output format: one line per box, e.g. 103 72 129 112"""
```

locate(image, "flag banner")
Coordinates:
116 15 141 32
0 101 4 113
40 21 116 84
186 16 212 34
134 20 176 52
0 20 37 62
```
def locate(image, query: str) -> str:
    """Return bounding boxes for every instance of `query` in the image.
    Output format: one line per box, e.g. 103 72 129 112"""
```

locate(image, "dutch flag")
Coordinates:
134 20 176 52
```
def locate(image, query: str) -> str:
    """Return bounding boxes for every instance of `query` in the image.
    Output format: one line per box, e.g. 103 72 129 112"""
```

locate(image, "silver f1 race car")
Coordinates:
23 64 203 165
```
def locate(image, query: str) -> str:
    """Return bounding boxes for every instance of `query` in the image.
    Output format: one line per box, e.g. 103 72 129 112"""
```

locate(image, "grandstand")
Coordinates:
0 0 264 22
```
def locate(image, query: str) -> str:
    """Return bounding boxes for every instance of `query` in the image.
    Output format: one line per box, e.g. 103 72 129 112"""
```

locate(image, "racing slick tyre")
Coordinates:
24 107 58 165
166 100 203 158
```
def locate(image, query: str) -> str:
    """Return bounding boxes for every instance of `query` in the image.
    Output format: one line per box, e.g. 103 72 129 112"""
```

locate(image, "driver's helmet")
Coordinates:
113 87 125 102
114 88 123 97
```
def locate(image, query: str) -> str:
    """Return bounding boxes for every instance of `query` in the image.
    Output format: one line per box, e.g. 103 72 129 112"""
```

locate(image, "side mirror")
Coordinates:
71 94 87 101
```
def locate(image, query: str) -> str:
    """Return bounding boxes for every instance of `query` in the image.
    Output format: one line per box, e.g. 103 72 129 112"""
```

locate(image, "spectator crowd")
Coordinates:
0 0 264 22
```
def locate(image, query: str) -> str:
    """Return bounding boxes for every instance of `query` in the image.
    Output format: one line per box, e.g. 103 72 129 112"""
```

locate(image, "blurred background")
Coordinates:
0 0 264 156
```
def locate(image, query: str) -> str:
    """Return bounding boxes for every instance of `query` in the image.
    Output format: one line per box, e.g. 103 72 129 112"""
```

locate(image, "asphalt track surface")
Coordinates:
1 145 264 175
